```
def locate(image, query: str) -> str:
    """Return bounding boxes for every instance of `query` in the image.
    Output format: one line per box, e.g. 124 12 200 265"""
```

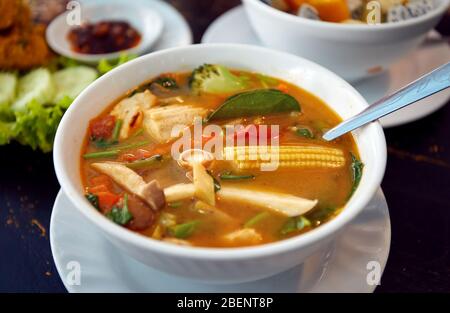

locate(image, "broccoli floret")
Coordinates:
189 64 247 94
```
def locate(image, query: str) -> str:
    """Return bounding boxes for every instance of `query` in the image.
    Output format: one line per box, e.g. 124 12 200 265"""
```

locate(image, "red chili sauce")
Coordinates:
68 20 141 54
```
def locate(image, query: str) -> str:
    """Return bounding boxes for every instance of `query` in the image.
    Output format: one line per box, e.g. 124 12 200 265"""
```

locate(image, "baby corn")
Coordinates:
224 145 346 170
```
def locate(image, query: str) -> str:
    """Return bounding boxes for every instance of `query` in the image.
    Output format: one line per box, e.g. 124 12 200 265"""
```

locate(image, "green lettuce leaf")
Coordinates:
97 54 137 75
13 97 73 152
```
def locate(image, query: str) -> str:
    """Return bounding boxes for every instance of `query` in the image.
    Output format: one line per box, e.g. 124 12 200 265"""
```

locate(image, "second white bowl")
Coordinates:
243 0 450 82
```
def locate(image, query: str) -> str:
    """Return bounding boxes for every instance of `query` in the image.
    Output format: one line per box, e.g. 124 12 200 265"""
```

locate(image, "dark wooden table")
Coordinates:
1 0 449 293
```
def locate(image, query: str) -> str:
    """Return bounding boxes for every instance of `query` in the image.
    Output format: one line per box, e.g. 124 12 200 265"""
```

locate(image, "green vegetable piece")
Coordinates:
295 126 314 139
170 221 200 239
280 216 312 235
207 89 300 121
219 171 255 181
53 66 98 102
306 207 335 222
350 153 364 196
108 140 150 152
97 54 137 75
244 212 270 228
13 98 68 152
83 150 119 159
125 155 163 170
189 64 247 94
112 119 123 141
12 68 55 111
168 201 183 208
106 194 133 225
152 77 178 89
85 193 99 210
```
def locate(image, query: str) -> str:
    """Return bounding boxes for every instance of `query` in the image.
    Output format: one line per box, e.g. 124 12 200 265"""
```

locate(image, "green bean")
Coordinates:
219 171 255 180
107 140 150 152
168 201 183 208
244 212 270 228
169 221 199 239
83 150 119 159
112 119 123 141
125 155 163 169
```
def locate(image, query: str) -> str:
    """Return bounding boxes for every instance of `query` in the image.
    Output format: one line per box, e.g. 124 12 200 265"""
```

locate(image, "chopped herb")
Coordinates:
280 216 312 235
207 170 221 192
152 77 179 89
305 207 336 222
93 138 117 149
168 201 183 208
125 154 163 170
169 221 199 239
244 211 270 228
294 126 314 139
85 193 99 210
112 119 123 141
83 150 119 159
106 194 133 225
220 171 255 181
350 153 364 196
107 140 150 152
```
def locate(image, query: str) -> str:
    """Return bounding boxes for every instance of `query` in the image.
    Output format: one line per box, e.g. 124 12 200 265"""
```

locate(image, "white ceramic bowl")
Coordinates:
53 44 387 284
243 0 450 82
46 2 163 63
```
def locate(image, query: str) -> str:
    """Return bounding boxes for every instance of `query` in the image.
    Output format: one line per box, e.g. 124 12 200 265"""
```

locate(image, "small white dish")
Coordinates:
50 189 391 293
202 6 450 128
46 1 164 63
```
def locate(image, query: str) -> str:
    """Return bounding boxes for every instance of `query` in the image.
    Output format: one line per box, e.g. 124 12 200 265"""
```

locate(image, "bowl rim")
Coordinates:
46 2 164 63
244 0 450 32
54 43 387 260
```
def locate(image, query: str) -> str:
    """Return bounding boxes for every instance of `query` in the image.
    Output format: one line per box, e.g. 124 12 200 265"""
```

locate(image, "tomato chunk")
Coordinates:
96 191 120 213
90 115 116 139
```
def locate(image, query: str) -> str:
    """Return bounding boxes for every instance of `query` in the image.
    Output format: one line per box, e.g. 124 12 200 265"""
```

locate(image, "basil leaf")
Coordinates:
207 89 300 121
85 193 99 210
106 194 133 225
350 153 364 196
295 127 314 139
280 216 311 235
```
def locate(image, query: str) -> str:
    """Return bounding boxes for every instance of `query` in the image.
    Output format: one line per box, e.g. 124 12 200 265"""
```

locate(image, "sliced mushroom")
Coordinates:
91 162 165 211
155 182 317 218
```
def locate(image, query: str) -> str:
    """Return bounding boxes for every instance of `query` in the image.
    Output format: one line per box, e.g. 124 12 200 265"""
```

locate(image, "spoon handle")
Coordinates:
323 62 450 141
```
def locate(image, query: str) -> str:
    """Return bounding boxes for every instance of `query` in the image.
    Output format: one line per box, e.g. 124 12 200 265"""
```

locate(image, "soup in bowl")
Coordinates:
54 44 386 283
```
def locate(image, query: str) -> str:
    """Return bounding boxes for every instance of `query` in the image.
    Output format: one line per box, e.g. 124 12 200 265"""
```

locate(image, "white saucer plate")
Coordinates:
202 6 450 128
47 0 192 62
50 189 390 293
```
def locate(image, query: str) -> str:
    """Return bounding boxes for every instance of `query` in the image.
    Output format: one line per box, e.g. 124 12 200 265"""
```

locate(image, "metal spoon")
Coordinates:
323 62 450 141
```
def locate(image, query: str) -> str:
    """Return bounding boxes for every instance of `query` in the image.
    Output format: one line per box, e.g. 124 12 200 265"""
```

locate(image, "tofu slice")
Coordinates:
91 162 165 210
111 90 156 140
143 104 208 143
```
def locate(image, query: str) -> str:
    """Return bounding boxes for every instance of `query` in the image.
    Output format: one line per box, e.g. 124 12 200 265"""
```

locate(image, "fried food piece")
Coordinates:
0 0 20 30
0 25 51 70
